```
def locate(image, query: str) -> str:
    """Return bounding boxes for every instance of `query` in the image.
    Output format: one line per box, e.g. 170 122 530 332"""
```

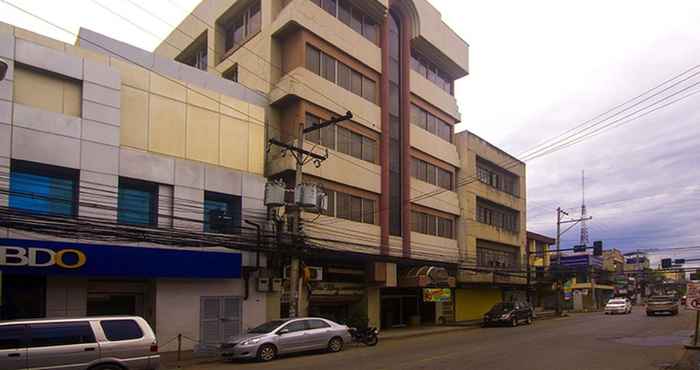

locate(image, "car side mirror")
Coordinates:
277 328 289 335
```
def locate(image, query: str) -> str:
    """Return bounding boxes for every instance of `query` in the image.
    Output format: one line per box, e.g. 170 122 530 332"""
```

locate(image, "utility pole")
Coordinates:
555 207 592 316
526 245 531 304
268 111 352 318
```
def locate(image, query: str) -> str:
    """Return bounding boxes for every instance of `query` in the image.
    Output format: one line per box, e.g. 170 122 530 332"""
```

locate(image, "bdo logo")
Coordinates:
0 246 87 269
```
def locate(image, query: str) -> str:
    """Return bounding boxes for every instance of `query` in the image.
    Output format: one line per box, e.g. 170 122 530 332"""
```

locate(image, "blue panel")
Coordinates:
0 238 241 279
10 171 75 216
118 186 154 226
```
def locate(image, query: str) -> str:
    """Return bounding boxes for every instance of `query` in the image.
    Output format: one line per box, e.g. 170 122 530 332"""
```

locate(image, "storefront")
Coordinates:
0 238 265 351
454 287 502 321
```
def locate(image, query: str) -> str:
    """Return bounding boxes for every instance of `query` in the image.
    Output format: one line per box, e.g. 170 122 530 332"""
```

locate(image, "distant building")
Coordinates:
527 231 556 309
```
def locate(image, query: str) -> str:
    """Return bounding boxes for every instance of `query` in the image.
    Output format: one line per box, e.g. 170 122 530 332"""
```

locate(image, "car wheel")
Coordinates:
511 317 518 327
257 344 277 362
328 337 344 353
526 316 533 325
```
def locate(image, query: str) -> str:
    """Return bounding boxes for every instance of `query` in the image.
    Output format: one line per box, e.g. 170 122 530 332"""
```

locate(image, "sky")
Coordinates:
1 0 699 266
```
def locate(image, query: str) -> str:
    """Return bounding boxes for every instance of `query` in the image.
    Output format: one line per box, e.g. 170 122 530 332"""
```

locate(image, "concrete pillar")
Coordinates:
367 287 381 328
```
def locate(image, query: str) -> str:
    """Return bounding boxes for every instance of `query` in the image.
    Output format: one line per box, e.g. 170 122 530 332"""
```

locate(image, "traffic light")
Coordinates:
593 240 603 256
661 258 672 269
573 244 586 253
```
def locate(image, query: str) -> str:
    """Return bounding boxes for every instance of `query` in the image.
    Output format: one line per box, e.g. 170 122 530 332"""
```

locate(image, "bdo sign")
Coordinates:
0 246 87 269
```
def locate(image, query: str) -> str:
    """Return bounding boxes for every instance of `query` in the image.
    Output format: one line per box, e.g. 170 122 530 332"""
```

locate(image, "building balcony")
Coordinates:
457 268 527 285
410 232 460 264
270 67 381 133
300 212 381 254
272 0 381 73
410 70 460 121
267 140 381 194
410 124 460 168
410 178 460 216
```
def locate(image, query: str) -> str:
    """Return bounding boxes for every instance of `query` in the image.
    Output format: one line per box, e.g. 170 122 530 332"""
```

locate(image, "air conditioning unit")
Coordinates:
306 266 323 281
294 184 318 208
271 278 282 292
256 277 270 292
264 181 286 207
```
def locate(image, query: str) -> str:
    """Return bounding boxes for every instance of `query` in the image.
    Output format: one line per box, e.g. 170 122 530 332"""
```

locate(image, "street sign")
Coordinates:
687 282 700 311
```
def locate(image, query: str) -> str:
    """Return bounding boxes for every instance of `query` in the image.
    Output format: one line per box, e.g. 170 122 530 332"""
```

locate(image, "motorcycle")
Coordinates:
348 327 379 346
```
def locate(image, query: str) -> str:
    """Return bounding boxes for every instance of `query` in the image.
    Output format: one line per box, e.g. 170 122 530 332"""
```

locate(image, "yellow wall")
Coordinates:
455 288 501 321
113 61 266 175
14 64 82 117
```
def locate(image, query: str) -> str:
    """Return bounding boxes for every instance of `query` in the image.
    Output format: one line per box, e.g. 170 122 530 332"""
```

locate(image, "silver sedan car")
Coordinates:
220 317 352 362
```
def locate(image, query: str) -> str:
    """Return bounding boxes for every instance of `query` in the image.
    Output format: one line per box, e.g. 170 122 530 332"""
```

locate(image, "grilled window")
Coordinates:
476 198 519 232
476 157 519 196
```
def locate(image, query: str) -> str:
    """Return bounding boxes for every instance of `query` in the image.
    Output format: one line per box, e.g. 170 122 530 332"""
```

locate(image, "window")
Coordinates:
411 158 453 191
176 32 208 71
476 157 519 196
334 191 375 224
281 320 307 333
223 1 262 54
306 45 321 75
477 241 519 270
29 322 95 347
204 191 242 234
305 45 376 103
411 51 453 94
10 160 78 217
350 70 363 96
321 52 336 82
223 63 238 82
100 320 144 341
350 131 363 159
476 198 519 232
0 325 25 350
410 104 452 143
118 178 158 226
437 217 453 238
315 0 379 45
362 78 376 102
305 113 322 145
308 319 331 329
362 136 376 163
337 62 351 90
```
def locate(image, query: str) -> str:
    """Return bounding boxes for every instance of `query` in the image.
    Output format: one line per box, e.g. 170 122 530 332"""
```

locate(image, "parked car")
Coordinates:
0 316 159 370
482 302 533 327
605 298 632 314
220 317 352 362
646 295 680 316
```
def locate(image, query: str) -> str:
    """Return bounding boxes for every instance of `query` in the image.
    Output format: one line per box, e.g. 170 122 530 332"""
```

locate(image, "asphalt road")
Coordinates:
183 308 695 370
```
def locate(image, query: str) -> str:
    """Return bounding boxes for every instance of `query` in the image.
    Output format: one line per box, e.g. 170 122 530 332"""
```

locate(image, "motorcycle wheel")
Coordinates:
365 336 378 347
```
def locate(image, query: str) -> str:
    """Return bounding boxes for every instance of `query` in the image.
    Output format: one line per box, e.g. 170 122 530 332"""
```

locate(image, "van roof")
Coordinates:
0 316 143 326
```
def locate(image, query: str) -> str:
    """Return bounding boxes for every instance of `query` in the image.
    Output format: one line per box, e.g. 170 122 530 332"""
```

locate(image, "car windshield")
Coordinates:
648 296 673 302
490 303 514 312
248 320 288 334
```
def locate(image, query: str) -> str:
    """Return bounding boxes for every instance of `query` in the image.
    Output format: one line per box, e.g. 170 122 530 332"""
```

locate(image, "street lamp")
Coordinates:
0 59 8 81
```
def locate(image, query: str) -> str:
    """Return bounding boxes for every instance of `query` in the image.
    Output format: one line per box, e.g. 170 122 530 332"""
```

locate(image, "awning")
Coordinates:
0 238 241 279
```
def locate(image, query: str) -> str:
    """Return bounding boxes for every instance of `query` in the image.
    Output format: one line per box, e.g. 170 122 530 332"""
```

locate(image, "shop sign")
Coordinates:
423 288 451 302
0 238 241 278
687 282 700 310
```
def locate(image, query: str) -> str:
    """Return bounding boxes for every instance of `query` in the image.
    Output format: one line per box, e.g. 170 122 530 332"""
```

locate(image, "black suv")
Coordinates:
483 301 534 327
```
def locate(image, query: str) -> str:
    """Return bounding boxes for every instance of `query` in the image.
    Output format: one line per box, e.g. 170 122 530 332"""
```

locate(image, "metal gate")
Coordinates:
200 296 242 345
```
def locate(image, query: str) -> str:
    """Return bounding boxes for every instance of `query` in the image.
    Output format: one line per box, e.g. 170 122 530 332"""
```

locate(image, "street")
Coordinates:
181 309 694 370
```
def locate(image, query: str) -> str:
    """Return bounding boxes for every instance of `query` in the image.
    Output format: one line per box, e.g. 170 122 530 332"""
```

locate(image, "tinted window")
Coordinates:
308 319 331 329
100 320 143 341
0 325 26 350
29 322 95 347
280 320 307 333
249 320 288 334
10 160 78 217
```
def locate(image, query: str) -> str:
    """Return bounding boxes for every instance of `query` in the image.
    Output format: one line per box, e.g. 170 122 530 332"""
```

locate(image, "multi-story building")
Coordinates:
156 0 469 328
0 22 271 350
603 248 625 274
453 130 527 321
526 231 556 309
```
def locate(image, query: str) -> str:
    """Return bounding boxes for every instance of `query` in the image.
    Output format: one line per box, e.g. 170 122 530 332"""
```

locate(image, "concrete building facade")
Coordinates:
0 23 271 351
155 0 469 328
453 131 527 321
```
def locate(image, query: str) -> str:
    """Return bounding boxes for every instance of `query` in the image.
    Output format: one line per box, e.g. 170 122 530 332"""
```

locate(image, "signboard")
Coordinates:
423 288 451 302
0 238 242 279
687 282 700 310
